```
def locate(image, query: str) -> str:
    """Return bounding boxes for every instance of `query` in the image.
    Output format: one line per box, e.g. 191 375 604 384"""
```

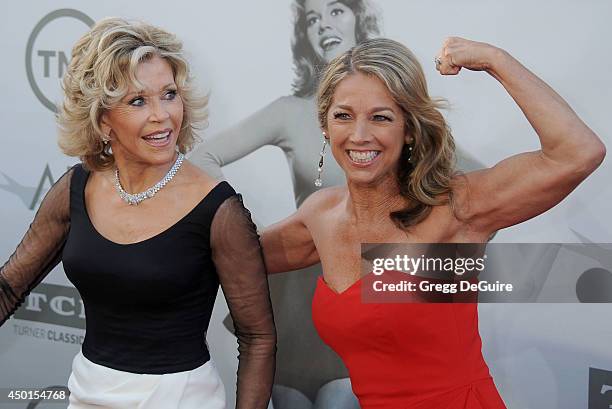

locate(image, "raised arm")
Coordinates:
436 37 606 235
189 96 293 179
210 194 276 409
0 167 74 326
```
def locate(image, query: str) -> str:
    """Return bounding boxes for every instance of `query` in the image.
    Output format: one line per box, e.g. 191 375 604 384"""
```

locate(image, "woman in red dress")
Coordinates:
261 37 605 408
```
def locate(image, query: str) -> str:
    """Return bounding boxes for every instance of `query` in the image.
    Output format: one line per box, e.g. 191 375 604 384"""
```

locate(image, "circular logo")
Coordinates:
25 9 94 113
576 267 612 302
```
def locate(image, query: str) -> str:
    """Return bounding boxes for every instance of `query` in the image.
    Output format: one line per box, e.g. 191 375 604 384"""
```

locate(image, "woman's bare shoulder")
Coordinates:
276 94 310 106
298 186 345 216
179 160 220 193
271 95 313 115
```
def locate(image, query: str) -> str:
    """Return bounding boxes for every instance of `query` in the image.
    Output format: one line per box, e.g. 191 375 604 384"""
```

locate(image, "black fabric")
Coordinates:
1 164 276 408
211 194 277 409
0 167 73 326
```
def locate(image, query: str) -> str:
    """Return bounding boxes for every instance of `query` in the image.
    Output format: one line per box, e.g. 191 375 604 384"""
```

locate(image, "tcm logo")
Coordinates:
14 283 85 330
26 9 94 112
590 367 612 409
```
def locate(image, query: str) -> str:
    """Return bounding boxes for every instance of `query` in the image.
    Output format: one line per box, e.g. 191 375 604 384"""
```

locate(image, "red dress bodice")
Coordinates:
312 271 506 409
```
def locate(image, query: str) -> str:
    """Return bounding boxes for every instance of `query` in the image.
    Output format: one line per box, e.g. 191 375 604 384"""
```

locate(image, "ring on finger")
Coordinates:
434 56 442 67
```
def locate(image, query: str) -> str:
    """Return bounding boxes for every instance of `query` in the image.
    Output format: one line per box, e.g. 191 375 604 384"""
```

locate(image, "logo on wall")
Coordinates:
26 9 94 113
0 164 72 210
14 283 85 330
590 367 612 409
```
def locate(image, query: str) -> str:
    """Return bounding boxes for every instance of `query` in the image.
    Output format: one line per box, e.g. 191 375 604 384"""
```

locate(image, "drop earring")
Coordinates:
102 135 113 155
314 132 328 188
403 136 415 163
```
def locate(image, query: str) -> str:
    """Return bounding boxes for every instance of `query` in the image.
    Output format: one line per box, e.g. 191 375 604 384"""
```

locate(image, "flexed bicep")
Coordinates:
455 151 597 235
437 38 605 236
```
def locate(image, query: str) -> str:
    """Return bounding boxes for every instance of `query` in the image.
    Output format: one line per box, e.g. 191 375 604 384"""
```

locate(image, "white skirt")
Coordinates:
67 350 226 409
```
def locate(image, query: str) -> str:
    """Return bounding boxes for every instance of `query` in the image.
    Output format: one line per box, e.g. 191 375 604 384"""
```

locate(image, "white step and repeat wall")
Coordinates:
0 1 610 408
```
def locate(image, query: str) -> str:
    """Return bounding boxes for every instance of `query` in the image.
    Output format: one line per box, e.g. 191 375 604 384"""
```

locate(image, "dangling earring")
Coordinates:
403 135 415 163
314 132 328 188
102 135 113 155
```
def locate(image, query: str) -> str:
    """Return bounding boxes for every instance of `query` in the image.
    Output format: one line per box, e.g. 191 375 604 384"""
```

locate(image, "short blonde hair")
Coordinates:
58 17 207 171
317 38 457 229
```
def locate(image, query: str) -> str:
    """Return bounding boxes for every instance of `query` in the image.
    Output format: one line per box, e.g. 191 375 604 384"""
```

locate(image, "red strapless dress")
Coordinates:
312 271 507 409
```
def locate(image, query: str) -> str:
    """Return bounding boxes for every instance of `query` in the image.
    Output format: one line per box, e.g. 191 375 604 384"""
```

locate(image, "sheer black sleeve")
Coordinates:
0 167 73 326
210 194 276 409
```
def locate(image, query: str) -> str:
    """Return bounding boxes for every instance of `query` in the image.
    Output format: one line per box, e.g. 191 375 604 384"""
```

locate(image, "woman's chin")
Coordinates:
123 146 179 168
343 166 399 189
344 172 382 187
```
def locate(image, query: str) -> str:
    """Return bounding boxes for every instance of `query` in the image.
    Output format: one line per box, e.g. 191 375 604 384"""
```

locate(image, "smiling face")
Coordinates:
325 71 410 186
100 55 183 168
305 0 357 63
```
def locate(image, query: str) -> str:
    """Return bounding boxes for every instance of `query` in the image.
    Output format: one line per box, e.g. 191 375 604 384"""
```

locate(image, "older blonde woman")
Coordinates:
261 38 605 408
0 18 275 409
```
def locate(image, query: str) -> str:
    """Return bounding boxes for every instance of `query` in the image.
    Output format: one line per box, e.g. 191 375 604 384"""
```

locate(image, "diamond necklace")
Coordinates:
114 152 185 205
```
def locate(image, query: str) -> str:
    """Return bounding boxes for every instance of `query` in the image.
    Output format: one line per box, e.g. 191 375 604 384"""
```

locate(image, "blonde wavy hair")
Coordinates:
317 38 457 229
58 17 207 171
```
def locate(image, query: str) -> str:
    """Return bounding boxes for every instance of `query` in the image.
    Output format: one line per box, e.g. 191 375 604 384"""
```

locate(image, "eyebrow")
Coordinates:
333 104 353 111
306 0 342 16
333 104 396 113
370 106 396 113
125 83 177 97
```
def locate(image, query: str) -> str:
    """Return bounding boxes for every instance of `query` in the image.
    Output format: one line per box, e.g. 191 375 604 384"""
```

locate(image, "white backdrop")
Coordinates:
0 1 610 408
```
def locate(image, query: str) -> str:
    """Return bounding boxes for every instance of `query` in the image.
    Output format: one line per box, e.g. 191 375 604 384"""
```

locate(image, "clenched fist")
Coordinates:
435 37 502 75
